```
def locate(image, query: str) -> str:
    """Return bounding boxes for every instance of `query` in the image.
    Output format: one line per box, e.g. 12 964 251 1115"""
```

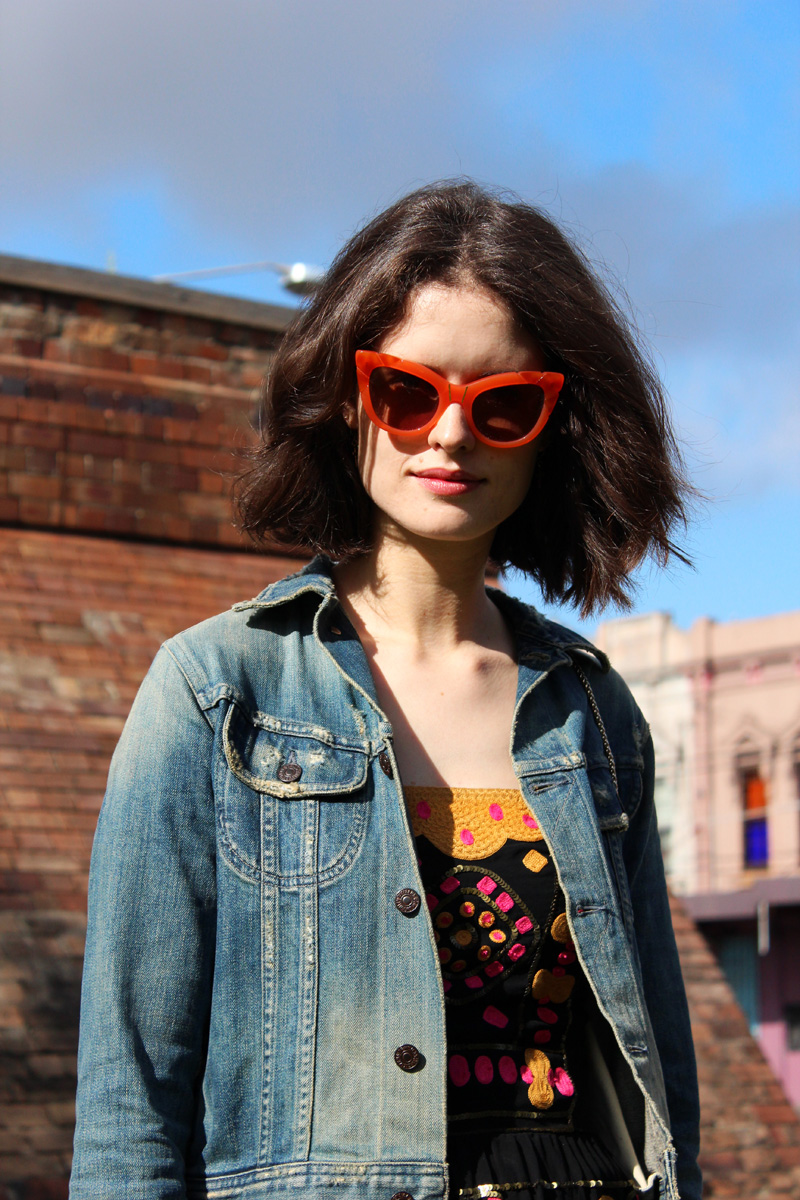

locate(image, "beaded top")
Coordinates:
408 786 583 1133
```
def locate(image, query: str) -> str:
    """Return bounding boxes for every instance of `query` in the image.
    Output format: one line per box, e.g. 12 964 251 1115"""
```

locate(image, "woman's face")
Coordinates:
350 282 545 553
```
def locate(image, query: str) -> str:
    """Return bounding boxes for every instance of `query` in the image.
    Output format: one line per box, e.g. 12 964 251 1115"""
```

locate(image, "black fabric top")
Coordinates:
408 787 637 1200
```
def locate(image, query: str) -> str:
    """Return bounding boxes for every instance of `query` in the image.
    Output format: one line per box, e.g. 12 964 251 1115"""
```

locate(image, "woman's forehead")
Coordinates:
376 283 543 377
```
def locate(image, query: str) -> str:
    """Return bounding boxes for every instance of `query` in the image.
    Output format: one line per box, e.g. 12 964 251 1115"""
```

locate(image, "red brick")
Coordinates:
18 498 58 523
0 446 26 470
70 345 130 373
65 431 126 458
17 398 56 425
7 475 61 501
755 1105 799 1125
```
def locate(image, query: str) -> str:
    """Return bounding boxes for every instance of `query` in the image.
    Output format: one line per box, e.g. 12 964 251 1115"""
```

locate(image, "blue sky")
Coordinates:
1 0 797 637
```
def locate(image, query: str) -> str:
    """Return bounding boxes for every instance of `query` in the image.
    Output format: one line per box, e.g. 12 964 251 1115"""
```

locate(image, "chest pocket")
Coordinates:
218 702 371 886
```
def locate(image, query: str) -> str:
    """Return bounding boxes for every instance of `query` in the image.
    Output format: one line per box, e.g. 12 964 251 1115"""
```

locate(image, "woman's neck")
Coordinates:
333 530 510 657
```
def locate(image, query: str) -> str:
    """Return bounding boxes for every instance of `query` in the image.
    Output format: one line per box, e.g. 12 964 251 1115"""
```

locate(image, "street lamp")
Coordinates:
152 259 325 296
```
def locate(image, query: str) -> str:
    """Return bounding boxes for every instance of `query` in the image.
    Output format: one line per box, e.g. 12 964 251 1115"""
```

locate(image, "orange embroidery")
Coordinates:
522 847 548 873
531 968 575 1004
523 1047 554 1109
406 786 544 861
550 912 571 943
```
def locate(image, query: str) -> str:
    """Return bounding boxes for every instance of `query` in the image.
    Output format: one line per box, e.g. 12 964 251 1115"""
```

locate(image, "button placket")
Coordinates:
394 888 421 916
394 1043 421 1072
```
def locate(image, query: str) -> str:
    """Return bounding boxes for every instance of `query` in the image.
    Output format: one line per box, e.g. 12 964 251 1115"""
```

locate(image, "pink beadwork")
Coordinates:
521 1065 533 1084
515 916 533 934
537 1006 558 1024
552 966 565 977
440 877 460 894
534 1029 551 1044
489 930 506 944
478 911 495 928
507 942 525 961
548 1067 575 1096
416 800 431 820
489 803 504 821
477 876 496 895
558 949 576 964
485 962 504 977
499 1055 518 1083
475 1055 494 1084
460 828 474 846
426 893 438 910
483 1005 509 1028
449 1055 470 1087
523 814 539 830
465 975 484 989
496 892 513 912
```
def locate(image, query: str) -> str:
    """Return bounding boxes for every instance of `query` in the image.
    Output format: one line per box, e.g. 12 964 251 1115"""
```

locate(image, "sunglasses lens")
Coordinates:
472 384 545 443
369 367 439 431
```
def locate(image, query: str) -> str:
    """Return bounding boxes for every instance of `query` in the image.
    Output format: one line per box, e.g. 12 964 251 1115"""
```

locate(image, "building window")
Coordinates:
742 767 768 867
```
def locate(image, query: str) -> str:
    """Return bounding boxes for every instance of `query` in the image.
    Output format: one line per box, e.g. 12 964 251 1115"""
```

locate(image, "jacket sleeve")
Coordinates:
623 719 702 1200
70 644 217 1199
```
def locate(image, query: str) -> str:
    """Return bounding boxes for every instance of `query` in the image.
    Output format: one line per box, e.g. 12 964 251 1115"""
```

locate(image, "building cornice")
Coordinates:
0 252 296 332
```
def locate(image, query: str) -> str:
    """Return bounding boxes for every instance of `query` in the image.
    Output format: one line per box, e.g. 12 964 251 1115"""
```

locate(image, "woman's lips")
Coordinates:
413 469 483 496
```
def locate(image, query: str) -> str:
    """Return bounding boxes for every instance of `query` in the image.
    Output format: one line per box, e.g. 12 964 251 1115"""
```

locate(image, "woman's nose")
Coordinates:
427 400 475 452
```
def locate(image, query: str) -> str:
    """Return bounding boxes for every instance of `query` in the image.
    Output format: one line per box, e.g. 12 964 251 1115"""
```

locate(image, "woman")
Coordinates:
71 182 701 1200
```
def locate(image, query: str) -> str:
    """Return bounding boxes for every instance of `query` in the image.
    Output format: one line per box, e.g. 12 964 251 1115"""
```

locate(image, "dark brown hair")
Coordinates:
236 180 691 615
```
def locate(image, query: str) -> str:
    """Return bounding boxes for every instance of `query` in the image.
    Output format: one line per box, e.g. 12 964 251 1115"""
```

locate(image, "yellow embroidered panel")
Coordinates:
406 786 545 861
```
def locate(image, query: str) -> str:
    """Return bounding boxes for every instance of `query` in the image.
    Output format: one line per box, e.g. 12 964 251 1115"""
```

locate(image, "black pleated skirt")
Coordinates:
448 1128 646 1199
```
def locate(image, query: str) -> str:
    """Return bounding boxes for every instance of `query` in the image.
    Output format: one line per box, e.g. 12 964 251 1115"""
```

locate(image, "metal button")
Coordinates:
390 1193 415 1200
395 888 421 916
394 1044 421 1072
277 761 302 783
379 750 393 778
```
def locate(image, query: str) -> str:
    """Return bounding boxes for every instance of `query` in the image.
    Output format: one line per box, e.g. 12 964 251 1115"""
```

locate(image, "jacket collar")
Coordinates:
233 555 609 674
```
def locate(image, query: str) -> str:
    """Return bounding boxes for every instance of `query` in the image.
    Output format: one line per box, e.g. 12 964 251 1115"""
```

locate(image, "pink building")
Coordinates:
595 610 800 1109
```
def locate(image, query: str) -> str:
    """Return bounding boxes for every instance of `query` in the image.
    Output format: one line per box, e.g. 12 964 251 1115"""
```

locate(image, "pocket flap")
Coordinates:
223 704 370 798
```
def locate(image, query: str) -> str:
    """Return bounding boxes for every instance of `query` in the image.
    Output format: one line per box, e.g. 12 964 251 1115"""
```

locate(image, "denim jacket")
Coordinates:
71 559 701 1200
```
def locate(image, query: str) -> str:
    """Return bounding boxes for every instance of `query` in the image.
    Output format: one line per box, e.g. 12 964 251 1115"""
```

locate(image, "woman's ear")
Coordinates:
342 401 358 431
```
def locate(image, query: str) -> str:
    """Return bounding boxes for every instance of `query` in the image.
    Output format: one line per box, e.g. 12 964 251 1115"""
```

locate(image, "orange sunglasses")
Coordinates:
355 351 563 449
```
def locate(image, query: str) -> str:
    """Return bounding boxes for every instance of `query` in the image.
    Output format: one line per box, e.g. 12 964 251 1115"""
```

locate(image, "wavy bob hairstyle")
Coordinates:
236 180 691 615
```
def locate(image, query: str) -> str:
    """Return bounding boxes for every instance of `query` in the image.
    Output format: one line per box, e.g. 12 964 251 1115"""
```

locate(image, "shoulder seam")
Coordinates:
162 640 215 732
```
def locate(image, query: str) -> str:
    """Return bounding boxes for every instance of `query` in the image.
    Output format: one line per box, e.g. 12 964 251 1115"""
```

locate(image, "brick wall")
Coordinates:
0 256 290 547
672 895 800 1196
0 528 303 1196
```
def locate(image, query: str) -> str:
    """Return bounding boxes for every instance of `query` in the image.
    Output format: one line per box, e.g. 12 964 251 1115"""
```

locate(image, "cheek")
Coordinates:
355 411 408 499
497 445 539 508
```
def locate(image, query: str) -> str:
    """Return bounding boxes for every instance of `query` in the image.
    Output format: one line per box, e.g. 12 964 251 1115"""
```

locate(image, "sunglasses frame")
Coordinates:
355 351 563 449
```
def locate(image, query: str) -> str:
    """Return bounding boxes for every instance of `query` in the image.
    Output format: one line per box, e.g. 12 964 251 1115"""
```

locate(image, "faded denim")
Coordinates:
71 558 701 1200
